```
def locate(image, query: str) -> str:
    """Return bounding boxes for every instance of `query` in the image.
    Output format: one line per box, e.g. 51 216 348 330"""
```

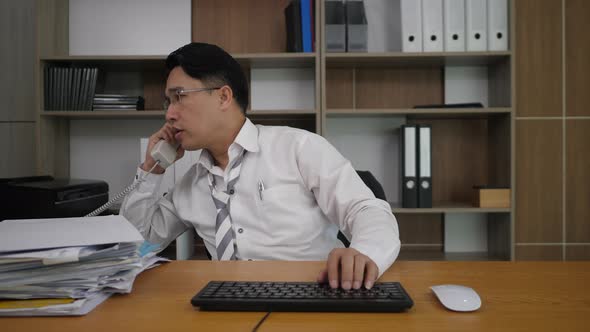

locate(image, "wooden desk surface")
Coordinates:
2 261 589 331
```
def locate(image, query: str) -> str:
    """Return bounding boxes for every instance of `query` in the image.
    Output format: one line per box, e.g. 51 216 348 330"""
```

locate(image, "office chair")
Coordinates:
337 170 387 248
202 170 386 259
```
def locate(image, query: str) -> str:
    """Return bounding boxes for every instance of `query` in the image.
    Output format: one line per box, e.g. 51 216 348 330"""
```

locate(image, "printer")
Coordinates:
0 176 108 221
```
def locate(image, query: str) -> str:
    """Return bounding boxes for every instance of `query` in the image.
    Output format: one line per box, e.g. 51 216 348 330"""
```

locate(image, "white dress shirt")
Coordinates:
120 118 400 276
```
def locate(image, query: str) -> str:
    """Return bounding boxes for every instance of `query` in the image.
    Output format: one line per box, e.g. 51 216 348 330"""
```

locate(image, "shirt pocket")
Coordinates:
257 183 318 243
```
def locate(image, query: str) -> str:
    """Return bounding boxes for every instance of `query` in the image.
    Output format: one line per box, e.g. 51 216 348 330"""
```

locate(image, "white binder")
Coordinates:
418 125 432 208
466 0 487 51
444 0 466 52
401 125 418 208
422 0 444 52
487 0 508 51
401 0 423 52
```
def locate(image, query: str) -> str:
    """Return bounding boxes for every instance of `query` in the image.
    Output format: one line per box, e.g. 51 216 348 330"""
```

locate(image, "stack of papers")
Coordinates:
0 215 168 316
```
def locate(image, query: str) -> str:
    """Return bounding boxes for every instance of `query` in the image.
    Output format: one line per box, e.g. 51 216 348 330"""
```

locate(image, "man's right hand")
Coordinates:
141 123 185 174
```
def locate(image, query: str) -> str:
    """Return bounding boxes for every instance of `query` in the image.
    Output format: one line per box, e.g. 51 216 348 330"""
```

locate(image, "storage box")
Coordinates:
473 187 510 208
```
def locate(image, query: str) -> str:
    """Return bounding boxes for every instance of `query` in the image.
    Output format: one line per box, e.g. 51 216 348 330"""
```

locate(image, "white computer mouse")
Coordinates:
430 284 482 312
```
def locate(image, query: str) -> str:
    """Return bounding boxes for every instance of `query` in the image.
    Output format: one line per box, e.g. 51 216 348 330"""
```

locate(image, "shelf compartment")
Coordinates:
406 116 511 207
395 213 511 261
40 53 317 113
325 57 511 109
326 66 444 109
193 0 318 54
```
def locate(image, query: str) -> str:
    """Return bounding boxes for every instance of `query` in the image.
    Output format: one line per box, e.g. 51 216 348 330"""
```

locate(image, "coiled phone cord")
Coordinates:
85 161 161 217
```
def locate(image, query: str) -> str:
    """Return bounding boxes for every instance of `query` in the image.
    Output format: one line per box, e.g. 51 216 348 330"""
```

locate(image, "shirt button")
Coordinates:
237 228 244 234
229 189 235 195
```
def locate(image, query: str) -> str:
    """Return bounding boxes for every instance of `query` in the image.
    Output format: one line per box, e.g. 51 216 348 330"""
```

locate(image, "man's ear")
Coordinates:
218 86 233 111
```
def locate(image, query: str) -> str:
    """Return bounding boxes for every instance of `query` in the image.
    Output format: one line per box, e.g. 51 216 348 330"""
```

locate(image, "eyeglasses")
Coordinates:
163 87 222 110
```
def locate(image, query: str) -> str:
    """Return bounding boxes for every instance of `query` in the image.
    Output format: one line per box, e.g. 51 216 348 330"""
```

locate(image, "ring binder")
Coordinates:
444 0 466 52
401 0 423 52
401 125 418 208
466 0 488 51
418 125 432 208
422 0 444 52
487 0 508 51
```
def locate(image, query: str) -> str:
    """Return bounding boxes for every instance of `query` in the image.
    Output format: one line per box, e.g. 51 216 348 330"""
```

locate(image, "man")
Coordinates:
120 42 400 290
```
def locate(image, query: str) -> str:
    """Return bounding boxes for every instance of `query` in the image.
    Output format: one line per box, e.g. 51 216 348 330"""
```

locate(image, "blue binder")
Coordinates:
300 0 312 52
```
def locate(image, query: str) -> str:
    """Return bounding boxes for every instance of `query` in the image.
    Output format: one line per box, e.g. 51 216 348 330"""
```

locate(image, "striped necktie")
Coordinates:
207 151 245 260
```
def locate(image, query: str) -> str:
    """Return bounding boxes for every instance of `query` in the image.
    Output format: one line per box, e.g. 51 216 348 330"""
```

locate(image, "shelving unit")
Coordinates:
36 0 322 179
35 0 515 261
319 0 515 261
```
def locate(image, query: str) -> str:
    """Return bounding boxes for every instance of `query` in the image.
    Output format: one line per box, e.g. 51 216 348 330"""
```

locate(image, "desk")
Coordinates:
2 261 589 331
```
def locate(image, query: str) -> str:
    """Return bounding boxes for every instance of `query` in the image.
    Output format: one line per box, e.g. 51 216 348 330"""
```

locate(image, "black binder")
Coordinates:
285 0 303 52
401 125 418 208
417 125 432 208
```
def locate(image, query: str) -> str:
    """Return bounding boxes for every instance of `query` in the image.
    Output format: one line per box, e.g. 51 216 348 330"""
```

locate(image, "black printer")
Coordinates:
0 176 108 221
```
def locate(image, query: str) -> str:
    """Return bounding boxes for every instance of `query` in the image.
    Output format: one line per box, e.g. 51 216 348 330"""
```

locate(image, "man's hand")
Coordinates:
141 123 184 174
317 248 379 290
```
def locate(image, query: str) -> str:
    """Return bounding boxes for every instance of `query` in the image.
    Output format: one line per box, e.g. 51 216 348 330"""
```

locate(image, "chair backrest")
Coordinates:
356 170 387 200
337 171 387 247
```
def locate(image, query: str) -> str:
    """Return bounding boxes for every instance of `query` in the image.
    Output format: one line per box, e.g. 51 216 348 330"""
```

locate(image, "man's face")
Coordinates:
164 67 223 151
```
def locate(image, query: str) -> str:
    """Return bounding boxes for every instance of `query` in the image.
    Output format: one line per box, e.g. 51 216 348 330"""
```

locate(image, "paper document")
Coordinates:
0 292 111 316
0 215 168 316
0 215 144 253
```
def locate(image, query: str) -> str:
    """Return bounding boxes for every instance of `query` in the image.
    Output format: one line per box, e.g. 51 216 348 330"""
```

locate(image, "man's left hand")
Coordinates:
316 248 378 290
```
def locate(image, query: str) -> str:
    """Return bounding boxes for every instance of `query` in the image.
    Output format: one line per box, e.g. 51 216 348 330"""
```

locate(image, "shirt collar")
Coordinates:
196 118 259 176
234 118 260 154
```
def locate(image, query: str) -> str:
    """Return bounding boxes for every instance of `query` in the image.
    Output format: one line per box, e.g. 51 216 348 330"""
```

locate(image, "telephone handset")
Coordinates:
150 140 180 169
85 140 179 217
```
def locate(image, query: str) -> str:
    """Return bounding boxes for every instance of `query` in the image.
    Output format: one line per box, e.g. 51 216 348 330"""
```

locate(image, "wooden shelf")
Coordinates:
41 111 166 119
40 53 316 68
397 250 505 261
41 55 166 61
234 53 316 68
390 202 511 214
325 51 511 67
326 107 512 117
248 109 316 115
40 110 317 119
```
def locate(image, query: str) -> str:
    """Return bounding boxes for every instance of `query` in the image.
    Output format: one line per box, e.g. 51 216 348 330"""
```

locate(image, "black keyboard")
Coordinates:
191 281 413 312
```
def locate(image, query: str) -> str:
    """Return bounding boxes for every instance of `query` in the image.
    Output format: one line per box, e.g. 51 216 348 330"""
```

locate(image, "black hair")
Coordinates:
165 42 249 113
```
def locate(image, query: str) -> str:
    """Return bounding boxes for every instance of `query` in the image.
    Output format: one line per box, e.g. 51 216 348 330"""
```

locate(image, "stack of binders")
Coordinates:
44 66 98 111
92 94 145 111
395 0 508 52
401 125 432 208
285 0 315 52
324 0 368 52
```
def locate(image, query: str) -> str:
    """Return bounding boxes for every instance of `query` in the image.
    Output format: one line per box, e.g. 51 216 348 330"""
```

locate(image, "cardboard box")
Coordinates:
473 187 511 208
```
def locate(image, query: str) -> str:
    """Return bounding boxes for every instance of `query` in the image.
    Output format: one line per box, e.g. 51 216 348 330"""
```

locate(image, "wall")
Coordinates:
515 0 590 260
0 0 37 178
